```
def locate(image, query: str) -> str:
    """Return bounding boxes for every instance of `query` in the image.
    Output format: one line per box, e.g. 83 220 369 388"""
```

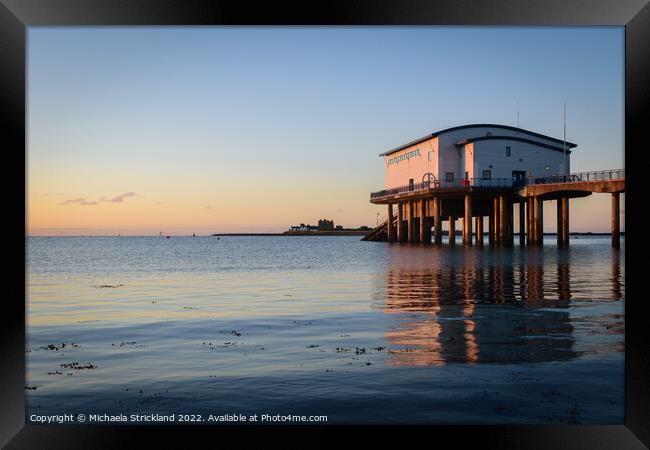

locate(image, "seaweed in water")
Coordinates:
41 342 80 351
60 362 97 370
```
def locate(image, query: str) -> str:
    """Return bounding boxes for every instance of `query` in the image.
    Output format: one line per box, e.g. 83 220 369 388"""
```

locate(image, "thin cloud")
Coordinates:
59 198 98 206
100 192 137 203
59 192 137 206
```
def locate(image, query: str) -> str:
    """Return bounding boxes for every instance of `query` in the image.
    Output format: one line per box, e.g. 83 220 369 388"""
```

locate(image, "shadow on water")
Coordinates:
375 243 624 367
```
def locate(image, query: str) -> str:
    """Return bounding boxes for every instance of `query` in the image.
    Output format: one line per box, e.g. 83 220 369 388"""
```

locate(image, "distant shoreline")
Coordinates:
211 231 369 236
212 231 623 237
28 232 624 237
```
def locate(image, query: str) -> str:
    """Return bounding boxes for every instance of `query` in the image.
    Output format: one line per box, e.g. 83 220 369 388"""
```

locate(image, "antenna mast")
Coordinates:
517 99 520 128
563 101 568 175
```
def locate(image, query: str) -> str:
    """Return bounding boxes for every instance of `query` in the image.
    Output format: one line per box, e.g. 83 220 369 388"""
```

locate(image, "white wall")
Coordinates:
462 143 474 179
471 139 568 180
437 126 571 181
383 137 439 189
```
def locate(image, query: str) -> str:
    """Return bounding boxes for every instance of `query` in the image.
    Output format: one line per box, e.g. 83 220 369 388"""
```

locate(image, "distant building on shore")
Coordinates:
289 219 336 232
290 223 315 232
288 219 370 233
318 219 334 230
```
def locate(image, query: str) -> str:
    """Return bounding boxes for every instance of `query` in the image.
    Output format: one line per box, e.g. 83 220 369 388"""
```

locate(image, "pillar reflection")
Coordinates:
557 253 571 304
611 247 623 301
380 245 586 366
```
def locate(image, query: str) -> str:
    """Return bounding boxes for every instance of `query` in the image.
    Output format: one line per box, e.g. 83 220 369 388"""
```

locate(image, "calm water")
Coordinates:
26 235 624 424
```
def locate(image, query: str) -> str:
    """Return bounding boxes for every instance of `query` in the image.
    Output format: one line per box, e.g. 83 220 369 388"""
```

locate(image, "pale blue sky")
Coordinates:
28 27 624 234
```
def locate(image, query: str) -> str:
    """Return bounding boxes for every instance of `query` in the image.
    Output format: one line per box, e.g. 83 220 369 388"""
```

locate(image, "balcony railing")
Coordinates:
370 169 624 199
521 169 624 186
370 178 514 199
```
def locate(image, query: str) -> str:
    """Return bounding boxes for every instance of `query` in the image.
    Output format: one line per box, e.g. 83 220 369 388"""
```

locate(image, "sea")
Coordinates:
25 235 624 425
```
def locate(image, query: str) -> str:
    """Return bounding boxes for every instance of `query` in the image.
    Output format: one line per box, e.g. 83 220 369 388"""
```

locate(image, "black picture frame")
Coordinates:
2 1 648 447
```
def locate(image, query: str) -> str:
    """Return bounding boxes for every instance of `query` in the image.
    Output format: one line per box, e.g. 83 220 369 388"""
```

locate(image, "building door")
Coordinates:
512 170 526 187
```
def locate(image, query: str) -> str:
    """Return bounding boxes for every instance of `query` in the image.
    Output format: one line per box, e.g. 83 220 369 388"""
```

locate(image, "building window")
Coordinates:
482 170 492 180
506 146 511 156
428 151 433 161
446 172 454 182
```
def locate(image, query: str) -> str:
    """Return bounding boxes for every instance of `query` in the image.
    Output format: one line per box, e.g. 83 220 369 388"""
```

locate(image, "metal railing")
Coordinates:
521 169 624 186
370 169 624 199
370 178 514 199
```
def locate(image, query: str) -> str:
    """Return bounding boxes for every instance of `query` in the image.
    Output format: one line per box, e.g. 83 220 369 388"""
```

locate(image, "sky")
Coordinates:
27 27 624 235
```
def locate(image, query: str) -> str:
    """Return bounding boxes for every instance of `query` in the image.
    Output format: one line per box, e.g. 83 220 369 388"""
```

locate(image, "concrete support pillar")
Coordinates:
464 194 473 246
493 197 500 246
424 219 432 244
387 204 395 242
534 196 544 245
412 202 420 243
397 202 404 243
433 197 442 245
556 197 570 247
499 194 507 245
556 199 562 246
507 199 514 245
519 202 526 246
448 216 456 246
611 192 620 247
419 198 428 244
562 196 570 245
407 201 414 243
475 216 483 246
510 200 516 245
488 210 495 246
527 197 534 245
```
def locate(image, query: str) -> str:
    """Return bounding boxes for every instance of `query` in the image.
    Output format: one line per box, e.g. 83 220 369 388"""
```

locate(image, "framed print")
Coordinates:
2 0 648 447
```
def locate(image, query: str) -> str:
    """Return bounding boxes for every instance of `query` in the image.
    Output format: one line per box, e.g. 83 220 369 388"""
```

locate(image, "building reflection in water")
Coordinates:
379 244 623 367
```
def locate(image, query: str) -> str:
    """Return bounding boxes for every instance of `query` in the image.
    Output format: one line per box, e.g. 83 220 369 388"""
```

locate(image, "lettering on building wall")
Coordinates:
386 149 421 166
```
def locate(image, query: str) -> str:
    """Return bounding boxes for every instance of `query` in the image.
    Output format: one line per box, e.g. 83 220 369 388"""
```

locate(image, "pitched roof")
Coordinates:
379 124 577 156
